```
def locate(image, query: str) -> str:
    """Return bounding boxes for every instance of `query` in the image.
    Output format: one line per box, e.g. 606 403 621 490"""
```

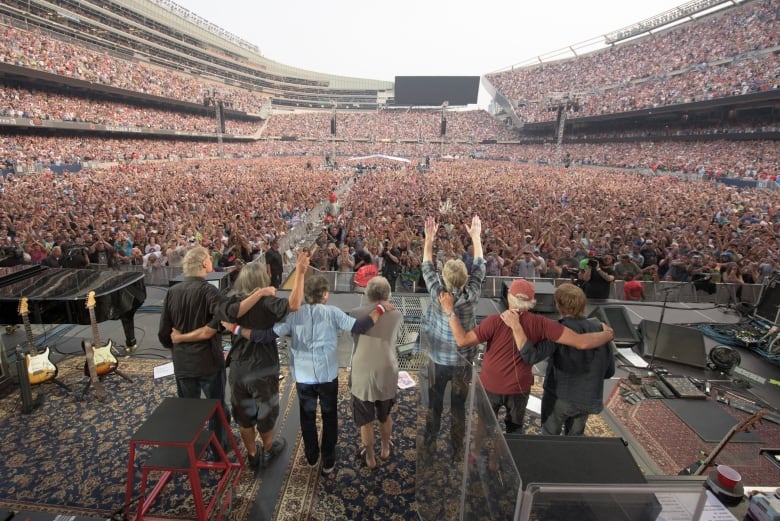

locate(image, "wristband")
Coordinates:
231 324 240 335
375 304 386 315
235 326 241 337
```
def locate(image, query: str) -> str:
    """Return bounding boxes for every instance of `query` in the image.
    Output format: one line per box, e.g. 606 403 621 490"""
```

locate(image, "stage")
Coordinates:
1 285 779 520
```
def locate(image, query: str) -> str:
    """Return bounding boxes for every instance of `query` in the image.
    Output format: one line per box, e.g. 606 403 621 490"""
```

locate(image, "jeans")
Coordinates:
486 390 530 433
422 361 471 458
297 378 339 467
541 397 589 436
176 369 231 449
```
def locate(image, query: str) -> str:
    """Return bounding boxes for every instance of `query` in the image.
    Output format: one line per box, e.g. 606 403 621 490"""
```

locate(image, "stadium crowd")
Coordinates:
0 158 777 296
0 85 262 135
487 0 778 123
263 110 517 142
2 133 777 180
0 25 269 113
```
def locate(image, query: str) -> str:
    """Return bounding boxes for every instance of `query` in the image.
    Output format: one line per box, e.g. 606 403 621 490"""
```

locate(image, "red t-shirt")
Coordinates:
475 312 565 395
623 280 644 300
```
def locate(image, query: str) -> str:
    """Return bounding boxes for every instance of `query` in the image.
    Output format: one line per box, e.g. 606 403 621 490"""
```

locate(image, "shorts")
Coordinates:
352 395 395 427
229 362 280 432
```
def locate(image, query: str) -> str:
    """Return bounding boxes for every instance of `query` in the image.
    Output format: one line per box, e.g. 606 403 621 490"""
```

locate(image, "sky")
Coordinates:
174 0 689 80
173 0 690 106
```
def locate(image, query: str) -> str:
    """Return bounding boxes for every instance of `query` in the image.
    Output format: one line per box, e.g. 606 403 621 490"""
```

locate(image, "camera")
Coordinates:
587 258 602 268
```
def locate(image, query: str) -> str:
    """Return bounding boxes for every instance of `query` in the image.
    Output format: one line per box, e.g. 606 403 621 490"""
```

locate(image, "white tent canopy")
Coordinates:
346 154 411 163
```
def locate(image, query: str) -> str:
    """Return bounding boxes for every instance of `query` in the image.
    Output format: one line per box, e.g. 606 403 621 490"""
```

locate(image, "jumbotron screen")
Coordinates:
393 76 479 106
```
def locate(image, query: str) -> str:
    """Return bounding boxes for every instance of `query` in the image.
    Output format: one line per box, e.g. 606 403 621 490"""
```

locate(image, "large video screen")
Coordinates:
393 76 479 106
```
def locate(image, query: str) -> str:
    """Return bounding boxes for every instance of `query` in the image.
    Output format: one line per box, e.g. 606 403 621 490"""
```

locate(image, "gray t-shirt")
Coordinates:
349 304 403 402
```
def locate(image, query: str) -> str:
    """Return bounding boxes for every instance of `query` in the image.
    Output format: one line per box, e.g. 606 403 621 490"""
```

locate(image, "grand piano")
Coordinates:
0 265 146 325
0 264 146 392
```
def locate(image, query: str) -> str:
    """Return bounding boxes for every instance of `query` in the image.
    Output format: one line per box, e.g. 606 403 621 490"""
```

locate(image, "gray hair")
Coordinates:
182 246 209 277
230 261 270 297
365 276 391 303
507 293 536 312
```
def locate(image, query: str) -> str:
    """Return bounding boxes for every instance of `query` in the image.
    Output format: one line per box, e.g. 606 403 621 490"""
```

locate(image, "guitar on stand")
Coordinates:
19 297 58 385
82 291 118 377
83 339 108 402
81 291 132 399
17 297 70 410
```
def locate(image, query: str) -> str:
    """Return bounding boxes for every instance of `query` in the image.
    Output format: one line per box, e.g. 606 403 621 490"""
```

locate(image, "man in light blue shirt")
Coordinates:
234 274 390 476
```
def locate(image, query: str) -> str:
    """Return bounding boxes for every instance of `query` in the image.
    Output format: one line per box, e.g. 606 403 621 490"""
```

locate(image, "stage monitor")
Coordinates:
393 76 479 106
755 278 780 324
588 305 640 346
169 271 231 292
639 320 708 369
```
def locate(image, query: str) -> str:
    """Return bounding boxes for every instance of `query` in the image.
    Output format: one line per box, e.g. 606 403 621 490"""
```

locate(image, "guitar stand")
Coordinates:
81 369 134 395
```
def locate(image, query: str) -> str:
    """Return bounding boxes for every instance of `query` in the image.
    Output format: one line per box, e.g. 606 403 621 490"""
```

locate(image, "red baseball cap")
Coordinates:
509 279 535 300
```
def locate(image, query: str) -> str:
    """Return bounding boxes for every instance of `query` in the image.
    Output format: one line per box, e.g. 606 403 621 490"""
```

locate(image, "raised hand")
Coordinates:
424 216 438 241
465 215 482 239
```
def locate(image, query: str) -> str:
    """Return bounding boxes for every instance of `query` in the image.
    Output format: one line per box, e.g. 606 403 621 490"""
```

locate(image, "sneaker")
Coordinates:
247 443 262 470
305 454 320 468
261 438 287 468
321 460 335 475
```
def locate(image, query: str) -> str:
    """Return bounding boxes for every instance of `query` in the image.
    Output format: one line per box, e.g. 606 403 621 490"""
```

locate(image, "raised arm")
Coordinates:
465 215 483 260
423 216 437 263
287 250 311 312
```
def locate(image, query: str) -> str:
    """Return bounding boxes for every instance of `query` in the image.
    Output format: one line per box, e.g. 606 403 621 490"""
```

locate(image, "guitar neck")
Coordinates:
89 307 102 347
22 315 39 357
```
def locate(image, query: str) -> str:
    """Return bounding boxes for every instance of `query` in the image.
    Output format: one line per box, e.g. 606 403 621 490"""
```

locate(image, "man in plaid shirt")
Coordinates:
420 214 485 462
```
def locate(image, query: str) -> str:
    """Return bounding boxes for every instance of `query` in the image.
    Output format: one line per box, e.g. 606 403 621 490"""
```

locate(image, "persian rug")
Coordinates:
605 379 780 485
0 357 294 521
273 374 614 521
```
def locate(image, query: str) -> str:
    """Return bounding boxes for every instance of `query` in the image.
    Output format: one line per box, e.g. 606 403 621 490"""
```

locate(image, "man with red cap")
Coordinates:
440 278 614 432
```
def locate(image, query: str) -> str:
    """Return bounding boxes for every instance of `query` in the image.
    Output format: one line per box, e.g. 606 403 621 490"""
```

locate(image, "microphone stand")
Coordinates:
648 276 707 374
647 284 675 375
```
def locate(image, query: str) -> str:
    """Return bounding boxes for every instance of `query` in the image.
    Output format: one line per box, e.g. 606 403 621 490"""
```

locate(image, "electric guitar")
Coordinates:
680 409 765 475
83 339 108 402
19 297 58 385
82 291 118 377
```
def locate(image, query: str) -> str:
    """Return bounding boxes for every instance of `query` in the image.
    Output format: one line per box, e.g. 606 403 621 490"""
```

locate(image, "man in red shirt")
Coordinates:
622 274 645 301
441 279 614 433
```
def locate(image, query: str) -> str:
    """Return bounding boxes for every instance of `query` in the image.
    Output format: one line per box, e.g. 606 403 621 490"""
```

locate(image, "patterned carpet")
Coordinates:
272 374 615 521
0 357 295 521
605 379 780 484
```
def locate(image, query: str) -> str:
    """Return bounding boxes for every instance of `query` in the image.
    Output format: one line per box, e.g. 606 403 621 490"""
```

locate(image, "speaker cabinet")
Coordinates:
639 320 708 369
588 305 640 346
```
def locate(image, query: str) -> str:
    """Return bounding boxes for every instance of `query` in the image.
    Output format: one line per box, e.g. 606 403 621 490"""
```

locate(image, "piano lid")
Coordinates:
0 267 146 325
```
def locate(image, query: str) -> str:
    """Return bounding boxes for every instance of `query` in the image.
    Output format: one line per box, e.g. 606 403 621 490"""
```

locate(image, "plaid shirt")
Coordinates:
421 257 486 366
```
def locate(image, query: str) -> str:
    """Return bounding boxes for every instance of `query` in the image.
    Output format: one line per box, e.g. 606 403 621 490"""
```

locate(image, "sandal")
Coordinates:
359 447 376 469
380 441 394 461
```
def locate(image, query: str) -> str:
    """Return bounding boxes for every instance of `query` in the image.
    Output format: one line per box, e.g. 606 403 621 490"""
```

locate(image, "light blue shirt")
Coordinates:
274 303 356 384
